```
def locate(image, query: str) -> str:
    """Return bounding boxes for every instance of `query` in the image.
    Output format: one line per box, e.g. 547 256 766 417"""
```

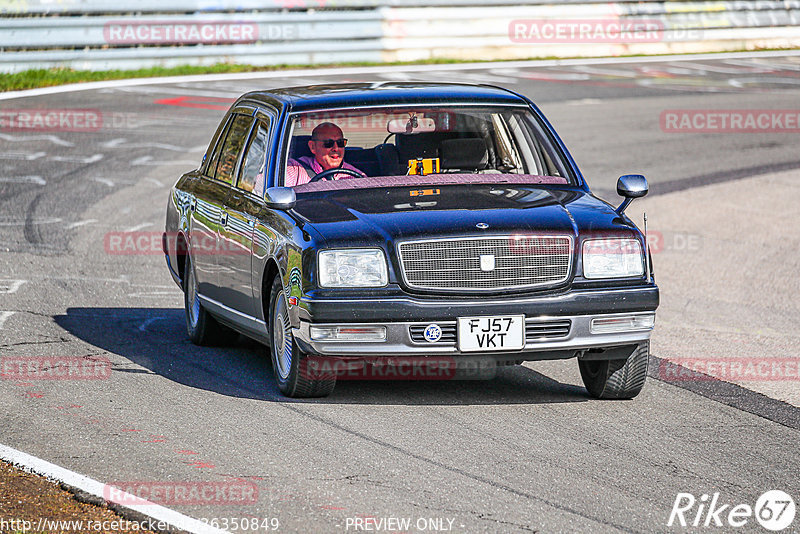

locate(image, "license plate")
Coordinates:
457 315 525 352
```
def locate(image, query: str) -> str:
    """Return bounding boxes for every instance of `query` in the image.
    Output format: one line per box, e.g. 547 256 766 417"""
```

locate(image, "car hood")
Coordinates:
292 184 640 247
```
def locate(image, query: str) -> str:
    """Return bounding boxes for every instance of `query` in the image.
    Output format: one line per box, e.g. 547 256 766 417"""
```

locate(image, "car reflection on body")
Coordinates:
163 82 658 398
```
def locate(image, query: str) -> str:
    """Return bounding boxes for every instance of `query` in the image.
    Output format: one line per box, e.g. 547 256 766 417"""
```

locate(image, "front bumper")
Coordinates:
294 310 655 360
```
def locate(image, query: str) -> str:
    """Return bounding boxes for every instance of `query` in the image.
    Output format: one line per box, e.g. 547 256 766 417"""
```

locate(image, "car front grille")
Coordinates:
525 318 571 340
397 235 572 291
409 324 457 344
409 318 572 345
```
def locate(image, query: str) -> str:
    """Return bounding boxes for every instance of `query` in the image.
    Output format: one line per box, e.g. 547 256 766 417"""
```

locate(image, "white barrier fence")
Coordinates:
1 0 799 72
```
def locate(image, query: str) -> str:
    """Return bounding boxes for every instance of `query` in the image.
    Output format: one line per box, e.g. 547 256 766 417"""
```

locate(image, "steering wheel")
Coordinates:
308 167 363 183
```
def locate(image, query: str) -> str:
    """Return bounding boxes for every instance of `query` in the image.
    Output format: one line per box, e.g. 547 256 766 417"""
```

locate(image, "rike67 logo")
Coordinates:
668 490 795 531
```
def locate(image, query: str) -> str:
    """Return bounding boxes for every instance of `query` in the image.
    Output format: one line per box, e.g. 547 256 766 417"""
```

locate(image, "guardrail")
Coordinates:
1 1 799 73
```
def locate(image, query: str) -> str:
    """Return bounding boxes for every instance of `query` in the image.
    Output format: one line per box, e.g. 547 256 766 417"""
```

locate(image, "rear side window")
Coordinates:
213 114 254 185
237 118 271 197
205 116 232 178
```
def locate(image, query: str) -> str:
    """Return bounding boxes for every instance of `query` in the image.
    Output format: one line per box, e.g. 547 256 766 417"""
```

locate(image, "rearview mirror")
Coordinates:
265 187 296 210
387 117 436 134
615 174 648 215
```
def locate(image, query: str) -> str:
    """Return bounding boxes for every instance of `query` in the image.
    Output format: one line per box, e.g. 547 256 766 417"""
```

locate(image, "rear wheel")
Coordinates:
269 276 335 398
579 342 649 399
184 256 234 346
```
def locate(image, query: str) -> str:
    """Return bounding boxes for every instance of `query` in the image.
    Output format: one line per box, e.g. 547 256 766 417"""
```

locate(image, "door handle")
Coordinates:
190 198 197 212
220 211 228 226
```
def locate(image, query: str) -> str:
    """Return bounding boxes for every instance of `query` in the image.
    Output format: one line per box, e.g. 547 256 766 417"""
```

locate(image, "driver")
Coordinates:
285 122 366 186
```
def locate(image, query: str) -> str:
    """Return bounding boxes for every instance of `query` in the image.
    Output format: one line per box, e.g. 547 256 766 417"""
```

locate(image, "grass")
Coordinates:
0 60 465 92
3 48 799 92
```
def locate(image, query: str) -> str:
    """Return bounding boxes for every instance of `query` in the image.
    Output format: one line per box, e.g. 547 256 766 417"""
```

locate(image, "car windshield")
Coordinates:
281 105 576 190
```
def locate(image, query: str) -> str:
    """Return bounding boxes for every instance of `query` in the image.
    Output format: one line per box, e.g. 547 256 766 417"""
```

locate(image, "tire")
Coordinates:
183 256 234 346
268 276 335 398
579 342 649 399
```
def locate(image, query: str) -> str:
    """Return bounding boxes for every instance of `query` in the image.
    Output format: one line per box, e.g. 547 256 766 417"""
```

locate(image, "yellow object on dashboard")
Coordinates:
407 158 440 176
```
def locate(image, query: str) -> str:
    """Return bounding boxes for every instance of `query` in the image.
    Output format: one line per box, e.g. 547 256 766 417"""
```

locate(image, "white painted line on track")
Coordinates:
51 154 103 164
65 219 98 230
0 151 46 161
0 311 16 329
0 280 28 294
0 133 75 146
125 222 153 232
132 156 197 167
91 177 136 187
2 50 800 102
102 138 202 152
127 292 183 298
138 316 166 331
0 217 60 226
0 443 228 534
0 176 46 185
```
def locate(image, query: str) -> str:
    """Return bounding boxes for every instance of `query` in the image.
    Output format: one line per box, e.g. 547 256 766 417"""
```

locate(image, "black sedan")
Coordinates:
163 82 658 398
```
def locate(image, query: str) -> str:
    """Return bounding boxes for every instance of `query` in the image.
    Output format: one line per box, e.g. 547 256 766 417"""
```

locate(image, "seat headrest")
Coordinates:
289 135 313 160
439 138 488 171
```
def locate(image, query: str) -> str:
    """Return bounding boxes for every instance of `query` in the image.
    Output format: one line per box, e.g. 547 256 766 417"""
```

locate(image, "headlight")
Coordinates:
318 249 388 287
582 238 644 279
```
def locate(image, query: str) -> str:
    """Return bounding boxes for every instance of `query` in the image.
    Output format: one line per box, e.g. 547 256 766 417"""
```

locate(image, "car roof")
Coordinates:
238 82 529 112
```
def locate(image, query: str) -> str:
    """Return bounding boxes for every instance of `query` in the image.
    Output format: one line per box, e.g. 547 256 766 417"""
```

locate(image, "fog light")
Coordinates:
590 314 655 334
310 326 387 341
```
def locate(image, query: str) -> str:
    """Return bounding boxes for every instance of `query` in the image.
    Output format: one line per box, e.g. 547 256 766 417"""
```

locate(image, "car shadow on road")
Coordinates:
56 307 590 406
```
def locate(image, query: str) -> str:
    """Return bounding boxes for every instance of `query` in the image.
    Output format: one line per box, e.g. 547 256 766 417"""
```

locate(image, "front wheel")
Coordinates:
268 276 335 398
578 342 649 399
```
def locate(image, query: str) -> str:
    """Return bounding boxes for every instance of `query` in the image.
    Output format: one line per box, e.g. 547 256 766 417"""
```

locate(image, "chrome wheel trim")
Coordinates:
273 292 292 381
187 265 200 329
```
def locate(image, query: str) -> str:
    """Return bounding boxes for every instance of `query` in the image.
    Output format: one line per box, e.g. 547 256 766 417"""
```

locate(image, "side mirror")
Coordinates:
615 174 648 215
264 187 296 210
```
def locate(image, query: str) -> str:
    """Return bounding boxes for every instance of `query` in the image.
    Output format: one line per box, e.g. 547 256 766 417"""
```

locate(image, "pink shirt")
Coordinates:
284 156 366 187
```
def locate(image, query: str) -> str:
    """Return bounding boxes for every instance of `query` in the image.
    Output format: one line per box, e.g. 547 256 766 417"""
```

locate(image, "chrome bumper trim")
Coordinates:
294 312 654 356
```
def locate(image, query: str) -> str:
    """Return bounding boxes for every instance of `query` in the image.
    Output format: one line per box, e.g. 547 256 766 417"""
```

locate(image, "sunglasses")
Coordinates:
313 137 347 148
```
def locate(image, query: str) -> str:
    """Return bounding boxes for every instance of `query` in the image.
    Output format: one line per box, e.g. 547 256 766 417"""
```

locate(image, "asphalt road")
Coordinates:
1 53 799 533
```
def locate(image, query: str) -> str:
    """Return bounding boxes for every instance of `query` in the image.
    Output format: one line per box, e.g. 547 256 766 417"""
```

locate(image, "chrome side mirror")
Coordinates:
264 187 296 210
615 174 648 215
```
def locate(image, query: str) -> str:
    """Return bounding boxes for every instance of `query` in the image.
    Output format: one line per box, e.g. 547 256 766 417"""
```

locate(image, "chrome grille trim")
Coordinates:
397 235 573 291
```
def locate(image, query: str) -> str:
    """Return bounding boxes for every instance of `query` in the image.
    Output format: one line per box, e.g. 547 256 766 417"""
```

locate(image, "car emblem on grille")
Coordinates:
480 254 496 272
476 222 489 229
423 324 443 343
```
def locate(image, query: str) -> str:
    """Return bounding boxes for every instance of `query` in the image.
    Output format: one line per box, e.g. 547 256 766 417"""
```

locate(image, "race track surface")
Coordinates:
1 54 799 533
